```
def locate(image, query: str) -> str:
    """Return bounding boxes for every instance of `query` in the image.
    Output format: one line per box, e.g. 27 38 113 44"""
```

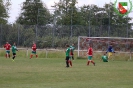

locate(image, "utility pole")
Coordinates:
70 0 73 38
89 9 91 37
36 8 39 42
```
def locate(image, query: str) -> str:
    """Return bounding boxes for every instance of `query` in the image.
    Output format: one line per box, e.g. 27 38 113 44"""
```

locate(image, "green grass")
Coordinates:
0 56 133 88
0 49 67 58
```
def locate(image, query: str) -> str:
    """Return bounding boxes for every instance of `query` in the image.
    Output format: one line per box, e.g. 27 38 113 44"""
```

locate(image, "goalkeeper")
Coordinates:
106 44 115 59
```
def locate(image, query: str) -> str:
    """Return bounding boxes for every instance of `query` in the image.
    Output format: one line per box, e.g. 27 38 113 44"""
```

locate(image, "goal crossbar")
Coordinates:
78 36 133 59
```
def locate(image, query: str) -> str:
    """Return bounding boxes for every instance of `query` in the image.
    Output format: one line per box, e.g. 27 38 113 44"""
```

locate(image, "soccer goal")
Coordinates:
78 36 133 61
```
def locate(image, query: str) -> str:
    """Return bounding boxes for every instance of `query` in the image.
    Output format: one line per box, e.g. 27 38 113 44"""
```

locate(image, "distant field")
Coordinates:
0 56 133 88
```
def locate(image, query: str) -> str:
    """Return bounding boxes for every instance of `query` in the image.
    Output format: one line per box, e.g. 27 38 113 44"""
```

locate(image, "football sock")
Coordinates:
30 55 33 58
69 60 72 66
91 60 95 64
72 56 74 60
5 54 7 58
12 56 15 59
87 61 90 65
36 55 38 58
66 60 69 67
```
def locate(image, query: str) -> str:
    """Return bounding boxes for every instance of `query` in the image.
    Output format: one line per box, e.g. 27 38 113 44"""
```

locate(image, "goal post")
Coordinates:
78 36 133 61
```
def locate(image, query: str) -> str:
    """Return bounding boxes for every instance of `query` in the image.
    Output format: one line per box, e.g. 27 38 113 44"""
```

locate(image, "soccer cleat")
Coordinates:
66 66 69 68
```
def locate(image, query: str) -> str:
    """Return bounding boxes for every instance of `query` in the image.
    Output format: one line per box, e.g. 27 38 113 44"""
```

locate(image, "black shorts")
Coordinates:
66 56 70 60
13 53 16 55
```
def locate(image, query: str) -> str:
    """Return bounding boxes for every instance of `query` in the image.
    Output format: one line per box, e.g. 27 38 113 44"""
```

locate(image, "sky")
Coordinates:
8 0 133 23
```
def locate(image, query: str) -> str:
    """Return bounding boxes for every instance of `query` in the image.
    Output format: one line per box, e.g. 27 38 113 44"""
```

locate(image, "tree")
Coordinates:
0 0 11 24
52 0 79 25
16 0 51 25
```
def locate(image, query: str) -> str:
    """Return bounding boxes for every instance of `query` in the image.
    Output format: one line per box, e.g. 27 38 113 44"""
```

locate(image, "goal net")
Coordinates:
78 36 133 61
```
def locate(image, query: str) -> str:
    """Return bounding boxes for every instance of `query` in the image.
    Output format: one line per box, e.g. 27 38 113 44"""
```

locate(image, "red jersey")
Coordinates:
87 47 93 56
4 44 11 50
32 44 37 51
70 48 73 55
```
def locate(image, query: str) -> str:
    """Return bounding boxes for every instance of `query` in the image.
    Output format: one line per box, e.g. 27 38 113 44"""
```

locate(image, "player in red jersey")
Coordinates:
30 42 38 59
4 42 11 58
86 44 95 66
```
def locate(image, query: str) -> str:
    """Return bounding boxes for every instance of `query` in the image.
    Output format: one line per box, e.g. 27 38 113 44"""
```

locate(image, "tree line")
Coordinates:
0 0 133 48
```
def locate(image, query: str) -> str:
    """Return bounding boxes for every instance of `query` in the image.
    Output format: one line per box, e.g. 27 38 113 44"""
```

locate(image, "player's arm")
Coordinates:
85 52 88 56
3 44 6 48
86 49 90 56
112 48 115 53
106 48 109 53
65 48 68 53
8 44 11 49
11 46 13 51
73 47 75 50
16 48 18 51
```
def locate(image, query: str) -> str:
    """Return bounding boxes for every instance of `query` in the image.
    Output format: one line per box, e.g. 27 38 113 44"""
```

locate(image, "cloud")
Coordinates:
8 0 133 23
47 0 97 8
76 0 95 7
8 0 23 23
47 0 59 9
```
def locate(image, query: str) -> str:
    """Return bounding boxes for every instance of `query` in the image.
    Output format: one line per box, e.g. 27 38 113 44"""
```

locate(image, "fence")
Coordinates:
0 24 133 48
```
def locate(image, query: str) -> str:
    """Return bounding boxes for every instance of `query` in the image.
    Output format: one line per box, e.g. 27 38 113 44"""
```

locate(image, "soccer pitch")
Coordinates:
0 57 133 88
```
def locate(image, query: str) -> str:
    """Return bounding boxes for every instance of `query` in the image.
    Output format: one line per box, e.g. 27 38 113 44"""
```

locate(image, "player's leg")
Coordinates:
6 50 10 58
88 56 95 66
108 52 112 60
104 60 108 62
13 53 16 59
71 52 74 60
30 51 34 59
87 56 91 65
69 56 72 67
72 54 74 60
30 54 33 59
111 52 114 61
70 60 72 67
8 51 10 58
66 56 69 67
5 50 8 58
33 51 37 58
12 53 16 61
91 60 95 66
35 51 38 58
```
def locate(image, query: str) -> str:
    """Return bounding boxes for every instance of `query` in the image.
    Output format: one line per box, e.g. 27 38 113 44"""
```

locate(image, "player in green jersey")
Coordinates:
65 44 70 67
101 53 108 62
11 43 18 61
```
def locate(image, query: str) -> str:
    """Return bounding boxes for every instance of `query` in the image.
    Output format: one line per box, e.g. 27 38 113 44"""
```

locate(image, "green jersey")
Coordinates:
102 55 108 62
66 48 70 56
12 45 17 53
